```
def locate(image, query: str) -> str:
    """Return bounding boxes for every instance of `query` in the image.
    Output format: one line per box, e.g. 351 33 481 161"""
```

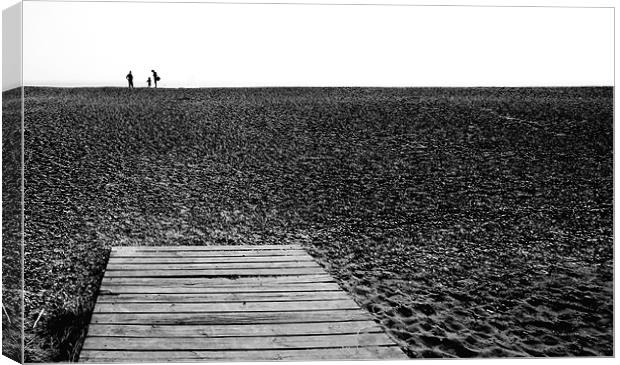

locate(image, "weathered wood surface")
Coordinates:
94 299 360 313
98 282 343 294
104 267 327 277
111 245 303 251
101 274 335 286
110 249 309 257
90 309 374 325
106 261 320 270
107 256 315 264
95 291 350 303
80 245 407 362
82 333 396 350
79 347 407 362
86 321 384 337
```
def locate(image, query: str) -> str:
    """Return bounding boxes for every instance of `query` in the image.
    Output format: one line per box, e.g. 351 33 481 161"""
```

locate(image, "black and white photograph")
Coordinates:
1 0 616 363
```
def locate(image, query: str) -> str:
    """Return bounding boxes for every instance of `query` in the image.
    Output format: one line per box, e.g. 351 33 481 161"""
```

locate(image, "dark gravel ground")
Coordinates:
20 86 612 361
2 88 24 363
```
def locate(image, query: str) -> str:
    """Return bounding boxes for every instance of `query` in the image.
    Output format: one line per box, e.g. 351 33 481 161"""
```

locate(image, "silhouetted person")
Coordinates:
147 77 152 87
151 70 160 88
126 71 134 89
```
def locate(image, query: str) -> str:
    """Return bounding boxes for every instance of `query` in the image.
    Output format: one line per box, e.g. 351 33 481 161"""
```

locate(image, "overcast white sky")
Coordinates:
21 0 614 87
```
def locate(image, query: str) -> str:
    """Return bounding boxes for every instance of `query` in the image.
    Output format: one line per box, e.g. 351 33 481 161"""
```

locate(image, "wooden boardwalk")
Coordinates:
79 245 407 362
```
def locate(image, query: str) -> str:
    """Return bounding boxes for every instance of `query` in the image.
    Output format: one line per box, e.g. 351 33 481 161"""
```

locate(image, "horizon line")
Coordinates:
4 84 615 92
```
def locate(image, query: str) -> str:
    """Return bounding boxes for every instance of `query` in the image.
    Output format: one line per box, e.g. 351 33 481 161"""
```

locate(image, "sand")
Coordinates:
14 87 613 361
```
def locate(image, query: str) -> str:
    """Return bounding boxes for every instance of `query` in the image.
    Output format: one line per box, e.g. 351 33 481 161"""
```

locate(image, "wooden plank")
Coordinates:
82 333 396 351
90 309 373 325
79 346 407 362
101 274 335 286
93 299 360 313
106 261 321 270
86 320 383 337
107 256 315 264
112 245 302 251
99 283 340 294
112 245 303 251
110 250 309 258
99 282 342 294
96 291 350 303
104 267 326 277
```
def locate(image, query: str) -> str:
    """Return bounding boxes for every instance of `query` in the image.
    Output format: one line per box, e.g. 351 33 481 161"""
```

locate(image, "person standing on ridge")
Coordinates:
151 70 160 88
147 77 152 88
126 71 134 89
